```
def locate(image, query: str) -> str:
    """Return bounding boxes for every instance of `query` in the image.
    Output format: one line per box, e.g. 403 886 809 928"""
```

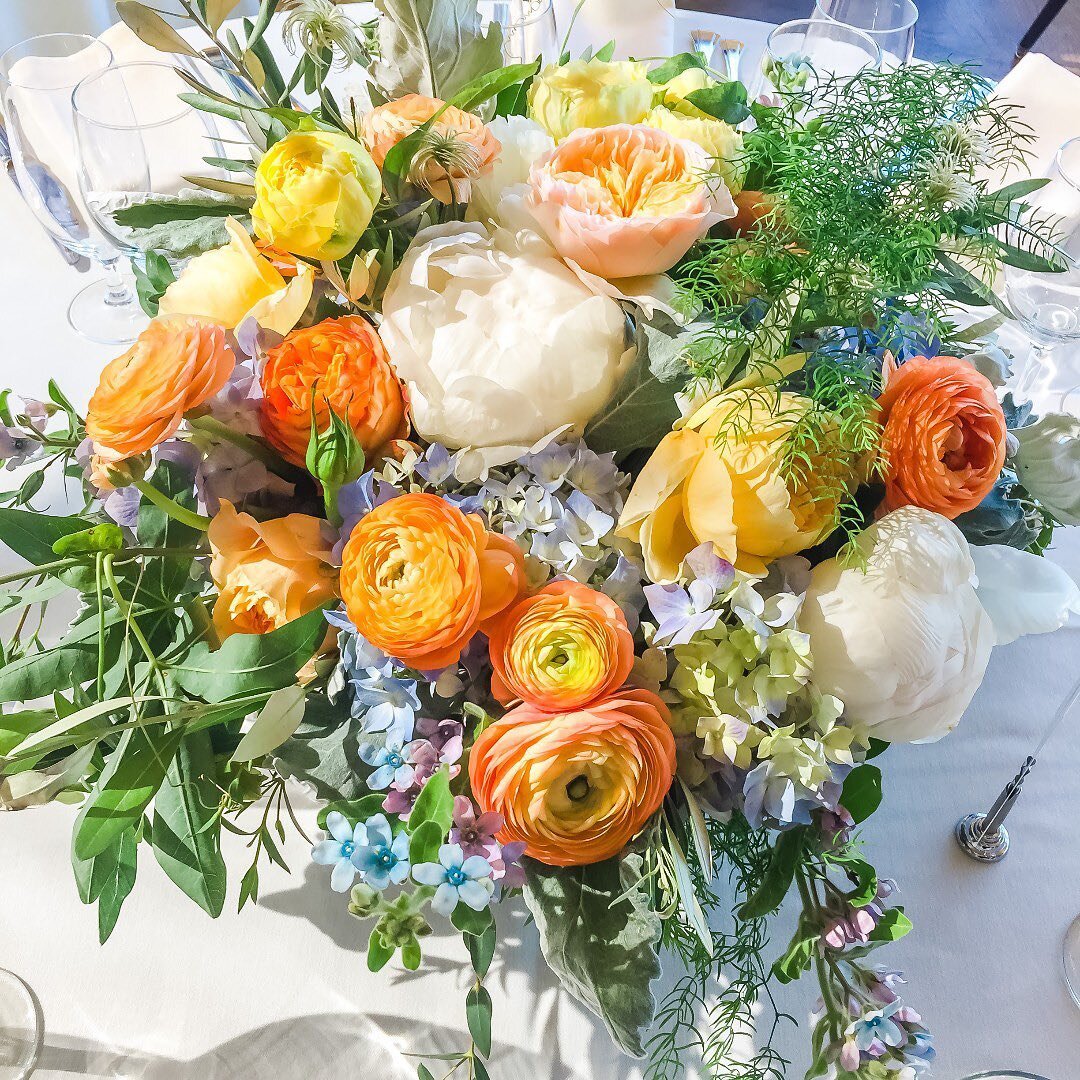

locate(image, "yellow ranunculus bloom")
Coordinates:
528 58 653 141
617 389 850 579
642 105 745 193
251 129 382 261
158 217 313 335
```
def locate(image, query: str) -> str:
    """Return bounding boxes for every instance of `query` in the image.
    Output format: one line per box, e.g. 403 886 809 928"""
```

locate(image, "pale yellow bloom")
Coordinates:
528 58 653 141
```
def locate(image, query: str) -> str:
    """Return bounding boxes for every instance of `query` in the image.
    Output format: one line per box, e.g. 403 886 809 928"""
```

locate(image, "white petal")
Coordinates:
971 544 1080 646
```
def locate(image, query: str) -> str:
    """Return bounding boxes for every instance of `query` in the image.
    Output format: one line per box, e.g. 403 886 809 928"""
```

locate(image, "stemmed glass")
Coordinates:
811 0 919 69
477 1 559 65
72 61 229 266
1003 137 1080 409
0 968 42 1080
752 18 882 102
0 33 145 345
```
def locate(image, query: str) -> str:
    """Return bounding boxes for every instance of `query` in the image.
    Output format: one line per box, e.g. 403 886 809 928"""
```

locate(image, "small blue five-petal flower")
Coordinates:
412 843 494 916
359 736 416 790
311 811 366 893
349 814 411 891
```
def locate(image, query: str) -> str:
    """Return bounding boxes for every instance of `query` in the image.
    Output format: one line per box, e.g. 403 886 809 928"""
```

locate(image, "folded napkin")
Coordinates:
553 0 676 60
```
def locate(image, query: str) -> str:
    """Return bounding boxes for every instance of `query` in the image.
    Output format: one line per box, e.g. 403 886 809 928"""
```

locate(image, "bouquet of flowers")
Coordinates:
3 1 1080 1076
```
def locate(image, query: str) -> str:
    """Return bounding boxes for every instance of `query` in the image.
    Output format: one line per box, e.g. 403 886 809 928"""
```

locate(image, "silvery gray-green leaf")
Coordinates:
374 0 504 101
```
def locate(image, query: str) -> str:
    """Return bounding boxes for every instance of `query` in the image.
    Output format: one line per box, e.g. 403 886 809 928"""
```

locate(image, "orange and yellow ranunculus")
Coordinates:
86 315 235 465
877 354 1007 520
158 218 313 335
339 492 525 670
526 124 735 278
208 500 338 640
618 389 849 579
360 94 501 204
259 315 408 467
487 580 634 711
468 688 676 866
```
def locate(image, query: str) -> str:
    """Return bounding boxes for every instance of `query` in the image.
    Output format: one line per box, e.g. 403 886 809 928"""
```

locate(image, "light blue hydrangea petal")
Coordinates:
431 881 459 916
311 840 344 865
330 857 357 893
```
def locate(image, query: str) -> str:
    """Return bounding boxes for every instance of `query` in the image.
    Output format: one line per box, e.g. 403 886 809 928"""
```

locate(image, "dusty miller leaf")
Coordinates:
374 0 504 101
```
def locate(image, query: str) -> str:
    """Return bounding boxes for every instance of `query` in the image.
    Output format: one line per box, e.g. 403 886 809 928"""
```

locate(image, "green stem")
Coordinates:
0 559 84 587
134 480 213 531
103 555 170 701
797 867 844 1040
95 553 106 700
187 415 306 483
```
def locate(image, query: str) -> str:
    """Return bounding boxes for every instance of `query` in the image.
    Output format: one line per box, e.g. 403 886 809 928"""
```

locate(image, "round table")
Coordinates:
1 7 1079 1078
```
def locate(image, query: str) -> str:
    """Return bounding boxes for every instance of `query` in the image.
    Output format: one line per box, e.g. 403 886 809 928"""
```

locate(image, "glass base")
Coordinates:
958 1073 1052 1079
1063 912 1080 1009
0 969 42 1080
67 278 144 346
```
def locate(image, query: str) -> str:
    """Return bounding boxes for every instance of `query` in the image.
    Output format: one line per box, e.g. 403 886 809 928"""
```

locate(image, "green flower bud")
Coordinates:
305 406 366 524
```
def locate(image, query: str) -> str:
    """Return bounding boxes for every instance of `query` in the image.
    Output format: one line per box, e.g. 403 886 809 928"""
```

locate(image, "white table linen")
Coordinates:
1 7 1079 1078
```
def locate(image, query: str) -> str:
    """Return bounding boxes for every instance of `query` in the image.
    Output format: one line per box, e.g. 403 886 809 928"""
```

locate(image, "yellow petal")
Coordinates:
617 428 704 539
242 260 314 336
639 491 699 584
681 444 738 564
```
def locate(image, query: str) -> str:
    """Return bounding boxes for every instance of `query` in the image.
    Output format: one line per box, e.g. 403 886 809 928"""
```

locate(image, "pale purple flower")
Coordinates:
600 553 646 632
334 471 402 561
450 796 503 859
489 840 526 889
198 440 293 515
645 543 734 646
525 441 576 491
561 490 614 548
565 446 622 512
415 442 457 486
205 362 264 437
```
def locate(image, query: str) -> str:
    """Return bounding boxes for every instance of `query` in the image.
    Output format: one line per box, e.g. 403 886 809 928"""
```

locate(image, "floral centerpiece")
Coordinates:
2 1 1080 1077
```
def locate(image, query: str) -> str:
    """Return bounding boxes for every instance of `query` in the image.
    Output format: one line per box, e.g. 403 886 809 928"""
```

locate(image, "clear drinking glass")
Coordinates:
477 1 559 65
0 33 145 345
812 0 918 69
0 969 42 1080
753 18 882 102
73 62 229 263
1004 138 1080 408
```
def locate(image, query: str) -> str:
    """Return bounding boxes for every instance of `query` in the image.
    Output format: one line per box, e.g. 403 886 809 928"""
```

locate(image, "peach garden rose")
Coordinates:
526 124 736 279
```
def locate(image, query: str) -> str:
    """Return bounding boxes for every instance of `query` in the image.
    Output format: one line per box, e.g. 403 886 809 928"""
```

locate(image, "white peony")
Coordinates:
970 543 1080 646
379 220 631 469
1012 412 1080 526
468 116 555 232
799 507 995 744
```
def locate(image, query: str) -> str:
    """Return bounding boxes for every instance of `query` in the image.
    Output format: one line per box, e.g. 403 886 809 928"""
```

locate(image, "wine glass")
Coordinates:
1003 138 1080 407
0 33 145 345
477 1 559 66
0 968 42 1080
811 0 918 69
72 61 229 265
752 18 882 102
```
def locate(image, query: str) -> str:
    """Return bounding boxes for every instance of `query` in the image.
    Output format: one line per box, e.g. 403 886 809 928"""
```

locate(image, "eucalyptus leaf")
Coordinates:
12 695 142 761
522 850 662 1058
152 730 227 917
663 817 712 956
273 692 368 800
116 1 201 56
374 0 504 101
231 684 307 762
181 174 258 199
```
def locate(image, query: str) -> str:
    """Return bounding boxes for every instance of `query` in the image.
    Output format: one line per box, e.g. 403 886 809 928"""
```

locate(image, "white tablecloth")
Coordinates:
1 7 1079 1079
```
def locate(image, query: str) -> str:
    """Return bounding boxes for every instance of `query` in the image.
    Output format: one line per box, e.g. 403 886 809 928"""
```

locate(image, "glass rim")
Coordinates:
1054 136 1080 192
481 0 555 28
814 0 920 34
73 61 193 131
766 18 883 67
0 33 112 90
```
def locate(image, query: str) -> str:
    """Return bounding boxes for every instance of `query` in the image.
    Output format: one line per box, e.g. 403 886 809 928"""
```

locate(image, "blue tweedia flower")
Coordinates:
412 843 495 916
349 814 411 891
359 736 416 790
327 610 420 742
848 1001 907 1052
311 811 366 893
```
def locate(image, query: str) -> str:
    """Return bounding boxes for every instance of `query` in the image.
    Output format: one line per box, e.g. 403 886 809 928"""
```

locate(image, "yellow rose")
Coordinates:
251 129 382 261
159 218 313 335
209 500 338 640
528 58 653 141
617 389 849 578
643 106 744 192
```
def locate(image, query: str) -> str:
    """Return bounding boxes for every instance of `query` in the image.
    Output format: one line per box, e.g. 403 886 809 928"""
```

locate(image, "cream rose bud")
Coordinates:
468 116 555 230
379 221 630 468
799 507 995 744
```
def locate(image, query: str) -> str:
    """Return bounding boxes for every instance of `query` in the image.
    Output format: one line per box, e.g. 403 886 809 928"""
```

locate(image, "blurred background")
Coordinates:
0 0 1077 87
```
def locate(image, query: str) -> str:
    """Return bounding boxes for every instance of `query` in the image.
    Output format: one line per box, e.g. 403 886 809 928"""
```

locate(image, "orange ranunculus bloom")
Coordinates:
339 492 525 670
360 94 501 203
877 355 1007 520
488 580 634 711
259 316 408 467
469 688 676 866
208 500 338 640
86 316 235 465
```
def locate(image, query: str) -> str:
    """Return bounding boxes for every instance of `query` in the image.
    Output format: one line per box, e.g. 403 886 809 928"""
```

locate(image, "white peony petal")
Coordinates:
971 544 1080 646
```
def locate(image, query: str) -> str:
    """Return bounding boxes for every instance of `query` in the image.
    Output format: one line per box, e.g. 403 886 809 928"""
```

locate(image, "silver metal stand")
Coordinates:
954 756 1036 863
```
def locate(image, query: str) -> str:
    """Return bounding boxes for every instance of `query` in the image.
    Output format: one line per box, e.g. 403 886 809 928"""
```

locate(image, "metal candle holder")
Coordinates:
954 756 1036 862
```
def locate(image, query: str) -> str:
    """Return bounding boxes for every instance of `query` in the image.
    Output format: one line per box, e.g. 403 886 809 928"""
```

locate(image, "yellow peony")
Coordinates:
251 129 382 261
528 58 653 141
158 218 313 335
643 106 744 192
617 389 849 579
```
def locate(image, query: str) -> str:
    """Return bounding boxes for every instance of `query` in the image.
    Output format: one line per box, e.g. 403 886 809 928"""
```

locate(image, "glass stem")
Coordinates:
1015 338 1055 401
100 256 134 308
